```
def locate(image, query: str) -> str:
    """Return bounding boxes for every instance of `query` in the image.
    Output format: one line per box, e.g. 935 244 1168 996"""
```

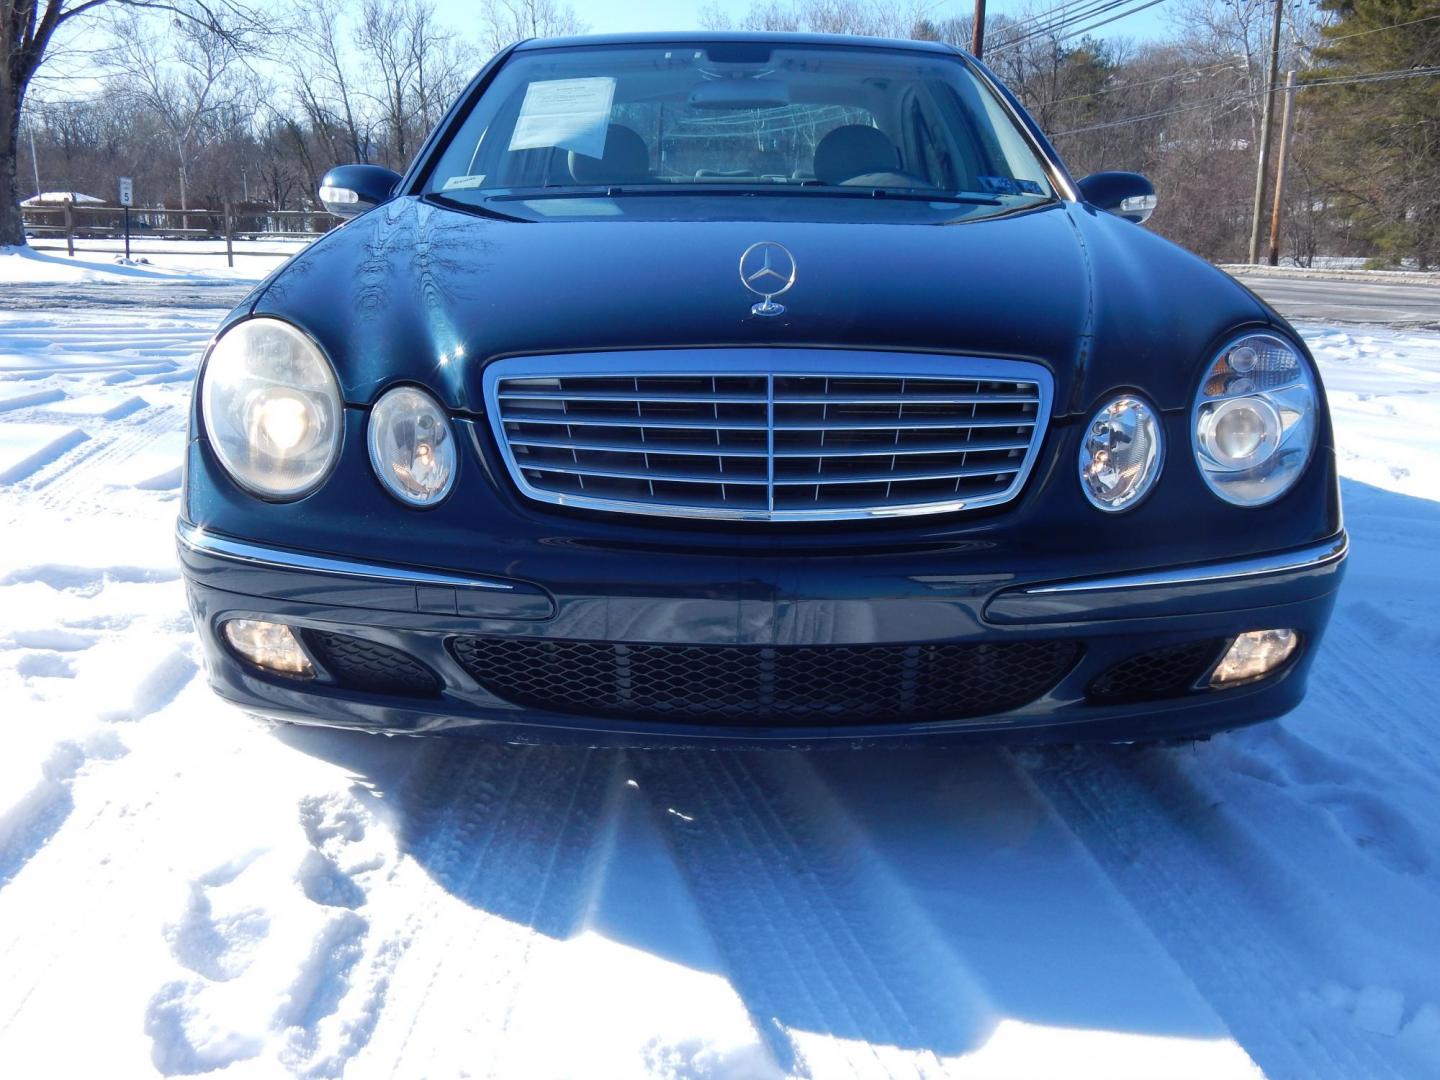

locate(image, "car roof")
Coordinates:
512 31 965 57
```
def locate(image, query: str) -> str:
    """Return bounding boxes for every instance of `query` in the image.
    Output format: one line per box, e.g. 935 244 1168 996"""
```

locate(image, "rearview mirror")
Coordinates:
687 80 791 110
319 164 402 219
1076 172 1156 225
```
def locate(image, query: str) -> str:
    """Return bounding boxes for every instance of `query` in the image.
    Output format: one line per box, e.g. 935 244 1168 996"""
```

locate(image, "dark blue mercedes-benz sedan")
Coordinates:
177 32 1347 745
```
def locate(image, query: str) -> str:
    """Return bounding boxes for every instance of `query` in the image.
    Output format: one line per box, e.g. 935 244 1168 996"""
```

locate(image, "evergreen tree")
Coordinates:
1308 0 1440 267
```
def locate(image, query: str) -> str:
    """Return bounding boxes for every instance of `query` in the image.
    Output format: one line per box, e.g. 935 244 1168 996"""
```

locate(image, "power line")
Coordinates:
1306 65 1440 87
991 0 1129 40
1050 0 1171 45
1047 58 1244 107
1314 11 1440 46
990 0 1171 54
1030 10 1440 112
991 0 1144 52
999 0 1138 49
1051 65 1440 135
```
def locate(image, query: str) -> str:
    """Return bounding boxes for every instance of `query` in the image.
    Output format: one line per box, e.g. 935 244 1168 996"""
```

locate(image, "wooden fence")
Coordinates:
20 203 341 266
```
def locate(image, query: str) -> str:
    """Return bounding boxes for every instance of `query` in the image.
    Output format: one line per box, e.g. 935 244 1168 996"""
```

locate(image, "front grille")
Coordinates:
304 630 442 697
450 637 1081 725
484 352 1051 521
1087 640 1227 704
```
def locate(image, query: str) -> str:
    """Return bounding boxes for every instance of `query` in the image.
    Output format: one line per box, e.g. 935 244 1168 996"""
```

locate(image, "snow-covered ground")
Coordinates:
0 301 1437 1079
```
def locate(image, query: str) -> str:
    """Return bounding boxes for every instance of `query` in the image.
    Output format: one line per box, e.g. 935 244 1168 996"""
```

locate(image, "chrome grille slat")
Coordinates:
771 393 1035 405
502 411 771 431
771 463 1022 485
772 417 1035 431
772 438 1032 457
771 437 1031 457
509 435 772 457
485 351 1052 522
500 390 769 404
522 463 770 485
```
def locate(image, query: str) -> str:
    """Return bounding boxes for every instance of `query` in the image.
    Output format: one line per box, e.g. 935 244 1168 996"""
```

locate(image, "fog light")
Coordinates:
223 619 313 677
1210 629 1297 687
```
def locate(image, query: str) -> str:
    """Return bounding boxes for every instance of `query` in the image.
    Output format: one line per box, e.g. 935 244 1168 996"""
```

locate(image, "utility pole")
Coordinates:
972 0 986 59
29 126 41 197
1247 0 1286 263
1267 70 1298 267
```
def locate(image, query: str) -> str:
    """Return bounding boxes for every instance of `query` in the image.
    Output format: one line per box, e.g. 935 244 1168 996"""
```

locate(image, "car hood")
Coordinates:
252 196 1268 415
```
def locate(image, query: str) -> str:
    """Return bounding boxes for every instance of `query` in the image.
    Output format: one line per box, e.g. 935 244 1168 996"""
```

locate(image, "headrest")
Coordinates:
813 125 899 186
568 125 650 185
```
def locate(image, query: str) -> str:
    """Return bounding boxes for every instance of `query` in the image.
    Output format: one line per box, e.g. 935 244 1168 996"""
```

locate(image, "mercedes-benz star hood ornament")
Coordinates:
739 241 796 317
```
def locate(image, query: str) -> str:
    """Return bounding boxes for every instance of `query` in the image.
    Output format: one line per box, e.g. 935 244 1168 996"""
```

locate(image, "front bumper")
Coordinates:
178 521 1347 745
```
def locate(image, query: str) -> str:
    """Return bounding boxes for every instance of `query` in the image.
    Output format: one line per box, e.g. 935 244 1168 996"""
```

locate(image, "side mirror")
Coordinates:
1076 171 1156 225
319 164 402 219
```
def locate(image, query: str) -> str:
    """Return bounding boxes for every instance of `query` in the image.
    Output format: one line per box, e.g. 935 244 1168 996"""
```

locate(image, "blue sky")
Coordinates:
433 0 1172 44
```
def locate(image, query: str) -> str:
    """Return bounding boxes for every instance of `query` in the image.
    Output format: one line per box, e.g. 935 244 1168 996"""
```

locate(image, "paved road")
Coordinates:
0 281 255 311
1230 273 1440 329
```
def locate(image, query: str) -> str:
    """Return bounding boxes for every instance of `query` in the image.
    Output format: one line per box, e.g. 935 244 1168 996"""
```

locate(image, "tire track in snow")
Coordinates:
632 750 997 1078
21 396 189 516
1026 746 1412 1080
368 742 625 1075
1217 720 1437 888
638 751 848 1076
0 736 123 891
1307 609 1440 782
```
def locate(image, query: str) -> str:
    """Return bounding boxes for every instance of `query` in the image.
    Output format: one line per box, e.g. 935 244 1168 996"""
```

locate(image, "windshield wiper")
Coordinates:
488 184 1010 206
848 189 1005 206
422 192 532 223
938 199 1056 226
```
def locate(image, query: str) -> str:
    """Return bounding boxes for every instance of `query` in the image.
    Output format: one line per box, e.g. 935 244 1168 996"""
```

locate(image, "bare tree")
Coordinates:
106 8 255 218
477 0 586 59
356 0 466 166
1 0 265 247
700 0 935 37
290 0 375 165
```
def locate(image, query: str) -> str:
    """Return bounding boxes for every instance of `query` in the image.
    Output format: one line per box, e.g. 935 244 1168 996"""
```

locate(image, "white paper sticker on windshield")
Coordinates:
508 77 616 159
441 174 486 191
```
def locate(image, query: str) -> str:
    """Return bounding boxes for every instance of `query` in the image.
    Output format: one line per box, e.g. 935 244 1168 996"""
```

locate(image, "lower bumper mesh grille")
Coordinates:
305 631 441 697
1087 640 1227 703
450 637 1080 725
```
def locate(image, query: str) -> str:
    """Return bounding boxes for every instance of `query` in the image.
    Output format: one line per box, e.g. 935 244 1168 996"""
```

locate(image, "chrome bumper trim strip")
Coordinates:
176 521 515 591
1021 533 1348 595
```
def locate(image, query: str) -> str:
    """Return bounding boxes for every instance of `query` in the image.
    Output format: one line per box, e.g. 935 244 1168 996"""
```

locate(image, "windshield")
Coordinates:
422 42 1057 220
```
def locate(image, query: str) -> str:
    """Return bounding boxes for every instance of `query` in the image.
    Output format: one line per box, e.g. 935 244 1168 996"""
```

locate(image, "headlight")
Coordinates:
1193 332 1316 506
367 386 456 506
200 319 342 499
1078 394 1163 512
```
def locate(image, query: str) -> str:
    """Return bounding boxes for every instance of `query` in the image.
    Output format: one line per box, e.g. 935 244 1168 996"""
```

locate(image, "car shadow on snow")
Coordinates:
274 730 1235 1064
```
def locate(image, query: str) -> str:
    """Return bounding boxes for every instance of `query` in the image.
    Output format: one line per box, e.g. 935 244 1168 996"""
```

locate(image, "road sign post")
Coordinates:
118 176 133 261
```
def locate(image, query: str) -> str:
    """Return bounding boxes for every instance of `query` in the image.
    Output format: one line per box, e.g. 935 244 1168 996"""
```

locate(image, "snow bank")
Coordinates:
1 239 311 285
